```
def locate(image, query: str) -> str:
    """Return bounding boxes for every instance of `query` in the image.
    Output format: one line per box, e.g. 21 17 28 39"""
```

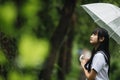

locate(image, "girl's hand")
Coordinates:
81 59 89 68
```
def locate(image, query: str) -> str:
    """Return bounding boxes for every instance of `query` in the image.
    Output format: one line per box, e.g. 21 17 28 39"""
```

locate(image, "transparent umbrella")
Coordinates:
81 3 120 44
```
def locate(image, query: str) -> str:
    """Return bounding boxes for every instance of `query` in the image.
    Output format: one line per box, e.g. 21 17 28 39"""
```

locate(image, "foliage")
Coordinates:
0 0 120 80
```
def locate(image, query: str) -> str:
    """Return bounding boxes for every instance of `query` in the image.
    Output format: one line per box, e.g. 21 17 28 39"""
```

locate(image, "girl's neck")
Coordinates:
94 43 100 50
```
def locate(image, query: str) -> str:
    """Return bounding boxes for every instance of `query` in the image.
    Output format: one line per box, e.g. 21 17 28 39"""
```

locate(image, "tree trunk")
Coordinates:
57 41 67 80
57 12 75 80
65 30 73 74
39 0 77 80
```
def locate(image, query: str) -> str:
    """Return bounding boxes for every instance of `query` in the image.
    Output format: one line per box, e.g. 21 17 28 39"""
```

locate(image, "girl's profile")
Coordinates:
80 28 110 80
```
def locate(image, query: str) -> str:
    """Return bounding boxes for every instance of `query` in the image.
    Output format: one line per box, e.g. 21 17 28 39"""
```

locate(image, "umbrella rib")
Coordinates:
95 19 100 22
110 26 120 37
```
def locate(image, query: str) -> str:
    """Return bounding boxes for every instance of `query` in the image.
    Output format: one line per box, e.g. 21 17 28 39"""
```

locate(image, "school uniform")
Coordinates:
91 51 109 80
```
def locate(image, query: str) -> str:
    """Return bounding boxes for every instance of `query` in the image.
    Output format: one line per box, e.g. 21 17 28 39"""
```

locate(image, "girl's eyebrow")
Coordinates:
92 31 98 35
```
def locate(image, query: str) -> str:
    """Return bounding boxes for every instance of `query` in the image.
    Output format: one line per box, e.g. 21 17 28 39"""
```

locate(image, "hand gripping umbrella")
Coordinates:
81 3 120 44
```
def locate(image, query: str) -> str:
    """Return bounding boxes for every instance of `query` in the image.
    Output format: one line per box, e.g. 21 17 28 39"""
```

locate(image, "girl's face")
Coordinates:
90 33 98 45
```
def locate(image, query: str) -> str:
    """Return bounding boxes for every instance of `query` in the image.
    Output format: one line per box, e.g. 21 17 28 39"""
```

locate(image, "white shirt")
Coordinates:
91 51 109 80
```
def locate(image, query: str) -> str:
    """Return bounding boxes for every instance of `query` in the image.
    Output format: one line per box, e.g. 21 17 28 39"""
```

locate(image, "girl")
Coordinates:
80 28 110 80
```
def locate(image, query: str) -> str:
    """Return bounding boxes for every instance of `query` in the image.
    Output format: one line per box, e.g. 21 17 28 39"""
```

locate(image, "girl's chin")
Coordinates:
90 41 95 45
90 41 93 44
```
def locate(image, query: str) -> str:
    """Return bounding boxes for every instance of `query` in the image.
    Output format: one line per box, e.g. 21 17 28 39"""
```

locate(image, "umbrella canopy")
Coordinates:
81 3 120 44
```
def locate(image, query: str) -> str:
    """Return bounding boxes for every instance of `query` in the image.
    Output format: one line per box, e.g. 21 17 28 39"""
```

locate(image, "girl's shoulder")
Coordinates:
95 51 105 56
95 51 108 62
96 51 107 57
94 51 104 59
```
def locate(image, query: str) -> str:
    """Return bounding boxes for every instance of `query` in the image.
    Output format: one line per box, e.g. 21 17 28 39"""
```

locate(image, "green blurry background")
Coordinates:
0 0 120 80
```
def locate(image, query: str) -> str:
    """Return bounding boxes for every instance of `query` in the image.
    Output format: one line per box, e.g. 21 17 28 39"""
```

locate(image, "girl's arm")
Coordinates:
81 59 97 80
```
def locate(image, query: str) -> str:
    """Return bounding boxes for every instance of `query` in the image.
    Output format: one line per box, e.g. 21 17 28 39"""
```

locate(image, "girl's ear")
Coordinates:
99 37 105 42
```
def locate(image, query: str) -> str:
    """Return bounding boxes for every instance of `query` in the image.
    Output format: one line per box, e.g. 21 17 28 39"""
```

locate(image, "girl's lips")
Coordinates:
90 38 92 41
90 38 93 43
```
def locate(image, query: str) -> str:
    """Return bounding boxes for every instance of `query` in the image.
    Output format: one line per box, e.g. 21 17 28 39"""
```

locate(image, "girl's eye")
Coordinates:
92 30 98 35
94 34 97 35
93 33 98 35
92 33 97 36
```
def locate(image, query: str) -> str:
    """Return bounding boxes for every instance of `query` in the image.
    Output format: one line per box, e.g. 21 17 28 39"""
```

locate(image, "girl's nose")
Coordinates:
90 34 94 38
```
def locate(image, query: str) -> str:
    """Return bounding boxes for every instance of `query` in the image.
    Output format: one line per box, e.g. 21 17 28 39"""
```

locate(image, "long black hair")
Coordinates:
85 28 110 75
